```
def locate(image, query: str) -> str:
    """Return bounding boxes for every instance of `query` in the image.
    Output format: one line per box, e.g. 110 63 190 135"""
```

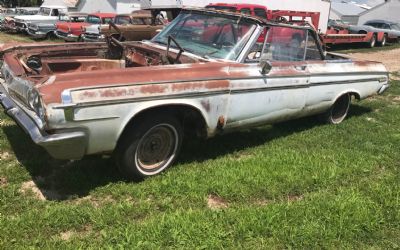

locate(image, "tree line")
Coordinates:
1 0 43 7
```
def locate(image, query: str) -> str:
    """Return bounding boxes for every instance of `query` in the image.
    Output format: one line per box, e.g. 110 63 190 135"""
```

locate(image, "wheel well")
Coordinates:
358 30 368 34
117 105 208 146
349 92 361 100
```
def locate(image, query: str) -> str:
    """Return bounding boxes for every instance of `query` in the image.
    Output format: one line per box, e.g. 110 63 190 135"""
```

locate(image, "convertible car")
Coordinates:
0 8 389 180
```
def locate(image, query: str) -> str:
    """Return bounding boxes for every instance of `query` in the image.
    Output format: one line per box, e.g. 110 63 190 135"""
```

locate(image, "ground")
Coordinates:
0 35 399 248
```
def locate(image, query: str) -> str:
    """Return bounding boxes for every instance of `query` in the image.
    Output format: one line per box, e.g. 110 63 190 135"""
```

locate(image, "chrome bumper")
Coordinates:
378 83 390 94
27 29 48 39
0 84 87 160
55 31 79 42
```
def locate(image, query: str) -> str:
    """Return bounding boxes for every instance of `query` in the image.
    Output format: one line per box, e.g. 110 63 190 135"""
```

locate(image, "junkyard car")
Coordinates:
13 5 67 33
349 19 400 45
0 8 389 180
54 13 88 41
28 12 85 39
0 8 39 31
80 13 117 42
101 11 164 41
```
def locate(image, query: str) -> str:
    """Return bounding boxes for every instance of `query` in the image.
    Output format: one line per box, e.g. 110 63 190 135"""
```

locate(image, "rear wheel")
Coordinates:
322 94 351 124
115 114 183 180
378 34 387 47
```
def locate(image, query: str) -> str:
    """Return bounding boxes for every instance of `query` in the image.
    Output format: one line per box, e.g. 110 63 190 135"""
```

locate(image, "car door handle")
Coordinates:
295 65 307 71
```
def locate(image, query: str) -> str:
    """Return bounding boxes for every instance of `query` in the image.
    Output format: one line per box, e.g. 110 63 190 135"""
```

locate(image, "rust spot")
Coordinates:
139 84 168 94
217 115 225 130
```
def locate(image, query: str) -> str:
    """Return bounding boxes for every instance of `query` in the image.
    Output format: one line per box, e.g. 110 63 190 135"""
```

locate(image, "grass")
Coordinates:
328 42 400 54
0 49 399 248
1 82 399 248
0 31 62 43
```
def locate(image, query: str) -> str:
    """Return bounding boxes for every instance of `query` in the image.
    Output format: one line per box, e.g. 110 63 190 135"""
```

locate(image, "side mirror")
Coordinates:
260 60 272 75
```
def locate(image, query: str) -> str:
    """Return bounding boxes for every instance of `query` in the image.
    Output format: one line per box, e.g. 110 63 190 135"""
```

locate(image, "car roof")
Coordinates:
89 13 116 18
62 12 88 17
182 7 313 30
365 19 397 25
207 3 267 9
117 10 152 18
40 5 68 9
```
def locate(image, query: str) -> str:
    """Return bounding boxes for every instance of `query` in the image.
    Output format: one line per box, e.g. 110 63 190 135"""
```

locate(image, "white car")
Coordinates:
13 5 67 32
0 8 390 180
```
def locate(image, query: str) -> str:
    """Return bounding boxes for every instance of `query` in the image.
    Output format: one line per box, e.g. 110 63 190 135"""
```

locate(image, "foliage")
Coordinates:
0 0 42 8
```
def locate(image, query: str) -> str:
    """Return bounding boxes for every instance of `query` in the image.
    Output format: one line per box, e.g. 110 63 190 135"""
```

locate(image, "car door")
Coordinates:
225 26 310 129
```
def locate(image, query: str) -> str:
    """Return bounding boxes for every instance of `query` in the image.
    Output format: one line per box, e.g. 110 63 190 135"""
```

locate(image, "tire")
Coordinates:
115 114 183 180
368 34 377 48
322 94 351 124
378 34 387 47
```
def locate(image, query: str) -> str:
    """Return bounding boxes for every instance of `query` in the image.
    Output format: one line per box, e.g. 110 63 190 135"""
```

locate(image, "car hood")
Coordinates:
14 15 56 22
84 24 101 34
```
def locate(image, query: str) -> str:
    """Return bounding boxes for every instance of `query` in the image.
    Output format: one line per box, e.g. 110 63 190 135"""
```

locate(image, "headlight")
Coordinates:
28 89 45 119
99 34 105 39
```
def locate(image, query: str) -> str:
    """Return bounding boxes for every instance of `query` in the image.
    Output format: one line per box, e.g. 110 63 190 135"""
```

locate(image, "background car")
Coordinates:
348 19 400 45
55 13 88 41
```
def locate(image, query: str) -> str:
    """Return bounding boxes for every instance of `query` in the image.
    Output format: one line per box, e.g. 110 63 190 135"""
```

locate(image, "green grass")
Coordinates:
328 42 400 54
0 32 62 43
1 79 400 248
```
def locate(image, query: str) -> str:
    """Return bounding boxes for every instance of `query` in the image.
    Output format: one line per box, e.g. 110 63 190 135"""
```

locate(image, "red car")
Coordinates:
55 13 116 42
206 3 305 44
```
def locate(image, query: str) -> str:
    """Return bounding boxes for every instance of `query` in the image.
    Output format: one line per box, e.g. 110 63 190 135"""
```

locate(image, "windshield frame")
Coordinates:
151 10 259 62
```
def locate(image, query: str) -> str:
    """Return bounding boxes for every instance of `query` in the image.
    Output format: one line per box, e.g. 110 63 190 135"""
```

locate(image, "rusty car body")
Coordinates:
0 8 389 180
95 11 164 42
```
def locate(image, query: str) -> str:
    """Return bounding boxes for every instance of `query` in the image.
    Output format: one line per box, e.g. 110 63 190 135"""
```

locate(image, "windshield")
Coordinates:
87 15 101 24
151 11 257 61
39 7 51 16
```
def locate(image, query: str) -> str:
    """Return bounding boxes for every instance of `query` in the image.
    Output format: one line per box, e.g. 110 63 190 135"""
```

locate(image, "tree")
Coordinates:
0 0 43 7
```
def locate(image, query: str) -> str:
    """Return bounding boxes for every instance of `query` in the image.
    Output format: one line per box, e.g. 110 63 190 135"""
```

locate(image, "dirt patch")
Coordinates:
20 181 46 201
0 151 11 160
207 194 229 210
60 225 93 241
348 48 400 73
73 195 117 208
287 194 304 203
0 177 8 187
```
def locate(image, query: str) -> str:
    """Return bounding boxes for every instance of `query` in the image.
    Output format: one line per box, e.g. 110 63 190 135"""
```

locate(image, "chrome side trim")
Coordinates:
56 77 382 109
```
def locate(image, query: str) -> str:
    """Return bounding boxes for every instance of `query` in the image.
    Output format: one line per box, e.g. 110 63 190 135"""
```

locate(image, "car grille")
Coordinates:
14 22 25 28
28 28 36 34
57 31 68 37
85 33 100 40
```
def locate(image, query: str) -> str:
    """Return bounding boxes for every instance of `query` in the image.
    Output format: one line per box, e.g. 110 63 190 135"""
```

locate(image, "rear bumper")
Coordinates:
378 83 390 94
55 31 79 41
0 84 87 160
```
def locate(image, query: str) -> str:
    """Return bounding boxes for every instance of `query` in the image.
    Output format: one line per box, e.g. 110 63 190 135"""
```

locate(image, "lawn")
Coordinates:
0 50 399 248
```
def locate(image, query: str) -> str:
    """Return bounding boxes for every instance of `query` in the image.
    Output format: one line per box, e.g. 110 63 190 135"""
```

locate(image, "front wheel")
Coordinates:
322 94 351 124
368 34 377 48
115 114 183 180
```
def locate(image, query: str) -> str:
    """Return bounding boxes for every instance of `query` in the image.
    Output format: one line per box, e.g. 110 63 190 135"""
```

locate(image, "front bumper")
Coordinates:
27 28 48 39
81 33 105 42
0 84 87 160
54 31 79 42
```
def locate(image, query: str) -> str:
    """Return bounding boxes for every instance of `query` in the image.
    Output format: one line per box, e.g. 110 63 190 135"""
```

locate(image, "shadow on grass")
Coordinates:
1 104 372 201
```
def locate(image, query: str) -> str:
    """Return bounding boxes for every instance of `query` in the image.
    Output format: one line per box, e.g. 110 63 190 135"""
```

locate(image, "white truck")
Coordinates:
142 0 331 33
13 5 68 33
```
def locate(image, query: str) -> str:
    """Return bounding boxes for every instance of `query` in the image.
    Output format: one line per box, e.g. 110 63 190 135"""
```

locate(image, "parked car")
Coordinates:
100 11 164 42
0 8 389 180
80 13 117 42
52 13 88 41
348 20 400 45
327 19 349 30
13 5 68 33
0 7 39 31
364 19 400 43
54 13 89 41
